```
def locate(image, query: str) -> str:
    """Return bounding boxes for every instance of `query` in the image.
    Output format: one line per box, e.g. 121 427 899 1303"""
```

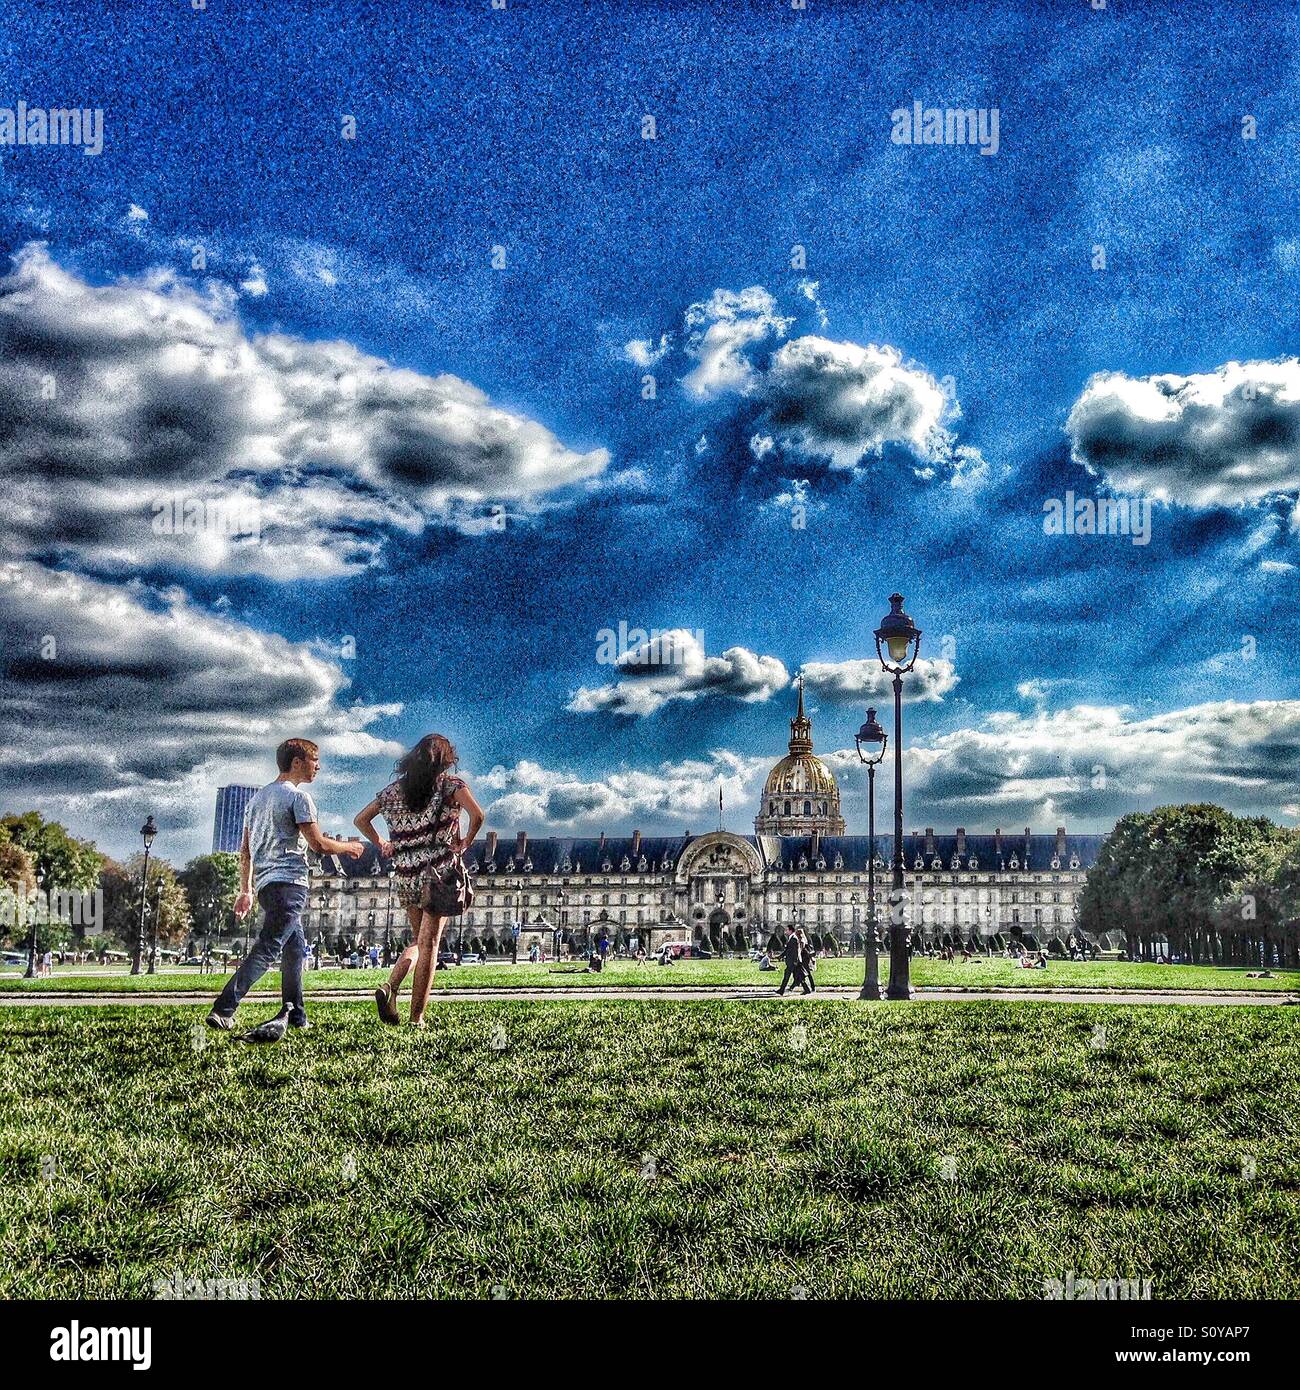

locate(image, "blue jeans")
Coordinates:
212 882 308 1023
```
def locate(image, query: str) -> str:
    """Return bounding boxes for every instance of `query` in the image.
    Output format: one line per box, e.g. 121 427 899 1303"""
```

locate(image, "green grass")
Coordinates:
0 1001 1296 1298
2 957 1296 993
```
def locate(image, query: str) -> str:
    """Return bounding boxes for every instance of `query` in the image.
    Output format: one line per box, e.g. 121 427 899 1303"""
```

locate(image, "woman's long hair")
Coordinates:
395 733 458 813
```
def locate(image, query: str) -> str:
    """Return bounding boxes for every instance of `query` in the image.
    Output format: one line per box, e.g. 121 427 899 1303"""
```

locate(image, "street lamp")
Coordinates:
147 874 163 974
555 889 566 963
874 593 921 1000
131 815 157 976
855 706 888 1000
23 867 44 979
383 868 395 968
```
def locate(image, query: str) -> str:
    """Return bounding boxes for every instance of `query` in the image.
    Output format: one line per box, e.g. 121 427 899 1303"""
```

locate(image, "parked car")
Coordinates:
459 952 482 966
179 956 203 967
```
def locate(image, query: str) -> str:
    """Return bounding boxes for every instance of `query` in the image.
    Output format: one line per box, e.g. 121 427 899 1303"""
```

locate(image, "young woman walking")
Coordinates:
354 734 483 1026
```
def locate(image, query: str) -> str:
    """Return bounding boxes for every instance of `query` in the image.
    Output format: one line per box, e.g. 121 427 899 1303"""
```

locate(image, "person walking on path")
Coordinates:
207 738 364 1034
777 925 811 996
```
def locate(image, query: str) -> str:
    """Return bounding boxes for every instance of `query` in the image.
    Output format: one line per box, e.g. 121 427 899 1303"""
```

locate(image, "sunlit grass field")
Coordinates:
2 957 1296 993
0 1001 1296 1298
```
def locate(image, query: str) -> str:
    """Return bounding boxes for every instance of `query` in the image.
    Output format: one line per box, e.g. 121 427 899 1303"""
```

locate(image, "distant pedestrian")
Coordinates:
777 927 811 996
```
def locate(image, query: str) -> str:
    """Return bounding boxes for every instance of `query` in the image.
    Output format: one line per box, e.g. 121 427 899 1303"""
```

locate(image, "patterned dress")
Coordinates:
375 773 465 906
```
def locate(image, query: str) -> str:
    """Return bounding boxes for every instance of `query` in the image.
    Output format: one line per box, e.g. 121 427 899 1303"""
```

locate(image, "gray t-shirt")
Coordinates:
243 781 318 892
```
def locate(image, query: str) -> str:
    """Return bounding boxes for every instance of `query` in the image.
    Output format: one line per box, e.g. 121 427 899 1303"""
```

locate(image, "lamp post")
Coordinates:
147 874 163 974
555 889 566 963
23 868 44 979
855 707 888 1000
383 868 395 968
131 815 157 976
874 594 921 1000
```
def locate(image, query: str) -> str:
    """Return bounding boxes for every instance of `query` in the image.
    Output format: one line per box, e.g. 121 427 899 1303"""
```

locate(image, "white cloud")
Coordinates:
0 244 610 578
800 656 959 706
681 285 793 400
480 751 769 831
568 630 789 717
0 560 402 850
897 698 1300 825
1067 358 1300 507
764 335 958 471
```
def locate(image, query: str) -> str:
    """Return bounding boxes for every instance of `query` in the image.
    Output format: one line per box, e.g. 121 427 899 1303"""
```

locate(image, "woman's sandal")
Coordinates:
374 986 400 1025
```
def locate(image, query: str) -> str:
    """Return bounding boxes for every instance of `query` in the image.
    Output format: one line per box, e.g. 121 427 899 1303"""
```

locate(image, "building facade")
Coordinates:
304 694 1107 956
211 785 257 855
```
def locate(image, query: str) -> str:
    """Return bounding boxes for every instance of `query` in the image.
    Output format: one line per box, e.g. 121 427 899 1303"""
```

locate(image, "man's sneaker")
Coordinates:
206 1011 235 1030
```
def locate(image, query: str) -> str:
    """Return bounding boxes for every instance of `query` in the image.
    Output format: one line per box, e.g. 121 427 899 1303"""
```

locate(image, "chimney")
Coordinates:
1056 826 1067 857
515 830 527 859
486 830 498 859
995 827 1003 855
632 829 641 856
598 831 606 853
956 827 966 856
925 827 936 856
811 829 821 862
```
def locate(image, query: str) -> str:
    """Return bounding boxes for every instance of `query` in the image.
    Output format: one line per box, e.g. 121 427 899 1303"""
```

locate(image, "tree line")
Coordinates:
0 812 240 955
1076 804 1300 967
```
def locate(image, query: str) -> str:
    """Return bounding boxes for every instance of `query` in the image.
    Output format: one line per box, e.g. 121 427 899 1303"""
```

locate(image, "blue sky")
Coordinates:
1 0 1298 862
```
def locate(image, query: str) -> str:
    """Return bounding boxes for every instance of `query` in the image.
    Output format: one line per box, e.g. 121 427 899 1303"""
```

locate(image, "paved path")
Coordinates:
0 987 1294 1006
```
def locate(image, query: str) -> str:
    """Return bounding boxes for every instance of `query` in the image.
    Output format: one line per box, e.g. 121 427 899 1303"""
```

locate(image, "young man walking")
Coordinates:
207 738 364 1034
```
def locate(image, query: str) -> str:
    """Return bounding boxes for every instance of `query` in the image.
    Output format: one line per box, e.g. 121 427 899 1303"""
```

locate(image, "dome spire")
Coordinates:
789 675 813 754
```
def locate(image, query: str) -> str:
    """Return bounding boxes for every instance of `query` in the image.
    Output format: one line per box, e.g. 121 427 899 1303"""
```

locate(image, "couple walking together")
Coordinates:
206 733 482 1036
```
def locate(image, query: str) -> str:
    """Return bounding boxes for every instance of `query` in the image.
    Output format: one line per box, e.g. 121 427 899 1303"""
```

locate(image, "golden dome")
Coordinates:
764 751 841 799
754 678 846 836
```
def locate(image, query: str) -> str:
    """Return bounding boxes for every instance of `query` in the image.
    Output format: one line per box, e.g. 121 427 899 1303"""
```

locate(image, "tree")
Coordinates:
99 855 191 958
0 812 101 892
177 853 241 945
1078 804 1286 963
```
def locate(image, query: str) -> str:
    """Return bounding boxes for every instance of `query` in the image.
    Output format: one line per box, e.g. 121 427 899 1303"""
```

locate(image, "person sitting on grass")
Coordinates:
207 738 365 1035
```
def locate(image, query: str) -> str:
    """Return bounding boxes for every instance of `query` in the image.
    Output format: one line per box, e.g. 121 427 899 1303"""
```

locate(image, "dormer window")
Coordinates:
798 855 808 869
914 854 925 869
488 861 497 874
931 856 942 870
601 860 612 873
950 855 960 870
620 856 631 871
969 857 979 870
506 858 516 873
1009 856 1019 870
1050 857 1061 870
1069 856 1080 870
637 856 648 871
523 858 533 872
815 857 826 870
833 853 844 869
561 857 572 873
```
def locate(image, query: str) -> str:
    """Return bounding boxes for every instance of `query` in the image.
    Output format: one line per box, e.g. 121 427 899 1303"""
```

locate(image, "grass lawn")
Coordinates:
1 957 1296 993
0 1000 1296 1298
